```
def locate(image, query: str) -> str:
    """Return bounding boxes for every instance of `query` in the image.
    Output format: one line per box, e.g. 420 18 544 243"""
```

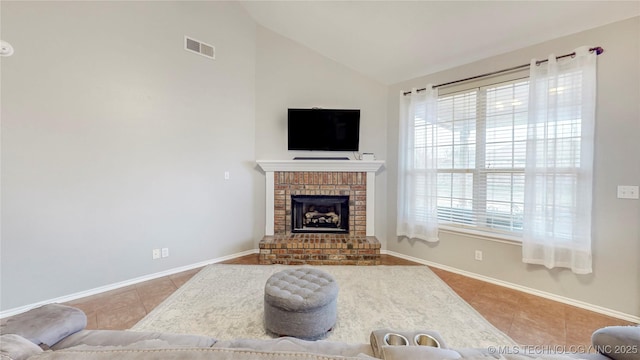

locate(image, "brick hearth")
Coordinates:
258 167 381 265
259 234 380 265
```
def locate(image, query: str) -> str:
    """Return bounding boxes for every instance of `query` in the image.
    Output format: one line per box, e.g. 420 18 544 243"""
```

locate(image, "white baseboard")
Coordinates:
383 250 640 324
0 249 259 319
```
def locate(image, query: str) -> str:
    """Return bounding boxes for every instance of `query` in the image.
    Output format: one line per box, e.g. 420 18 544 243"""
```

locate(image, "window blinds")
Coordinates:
415 79 531 235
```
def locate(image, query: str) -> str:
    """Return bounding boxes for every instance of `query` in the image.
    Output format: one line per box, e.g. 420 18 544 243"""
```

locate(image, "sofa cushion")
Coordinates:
453 347 610 360
592 325 640 360
50 330 216 350
0 334 44 360
0 304 86 347
379 345 461 360
24 347 378 360
214 337 374 357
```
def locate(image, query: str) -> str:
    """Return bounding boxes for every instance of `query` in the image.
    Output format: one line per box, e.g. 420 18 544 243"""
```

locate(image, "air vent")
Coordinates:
184 36 215 60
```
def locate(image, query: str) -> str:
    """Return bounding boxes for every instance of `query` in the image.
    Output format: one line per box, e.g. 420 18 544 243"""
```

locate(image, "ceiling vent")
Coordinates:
184 36 215 60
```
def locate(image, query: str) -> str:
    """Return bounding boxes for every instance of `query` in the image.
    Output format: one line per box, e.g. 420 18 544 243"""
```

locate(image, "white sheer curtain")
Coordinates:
397 87 439 242
523 46 597 274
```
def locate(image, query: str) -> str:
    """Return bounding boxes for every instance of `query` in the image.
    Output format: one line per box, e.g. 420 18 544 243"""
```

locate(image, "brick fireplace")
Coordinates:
256 160 384 265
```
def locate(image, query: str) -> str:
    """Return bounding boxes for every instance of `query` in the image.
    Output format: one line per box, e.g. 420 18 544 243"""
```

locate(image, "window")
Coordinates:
401 47 596 272
416 78 530 236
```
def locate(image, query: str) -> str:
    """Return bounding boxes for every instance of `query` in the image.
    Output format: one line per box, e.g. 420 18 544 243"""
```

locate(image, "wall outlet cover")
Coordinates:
617 185 639 199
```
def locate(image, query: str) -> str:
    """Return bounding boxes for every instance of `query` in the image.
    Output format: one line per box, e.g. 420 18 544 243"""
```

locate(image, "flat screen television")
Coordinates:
288 108 360 151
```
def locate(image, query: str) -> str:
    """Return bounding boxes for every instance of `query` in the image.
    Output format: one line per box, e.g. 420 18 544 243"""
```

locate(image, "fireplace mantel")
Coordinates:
256 159 385 237
256 159 384 173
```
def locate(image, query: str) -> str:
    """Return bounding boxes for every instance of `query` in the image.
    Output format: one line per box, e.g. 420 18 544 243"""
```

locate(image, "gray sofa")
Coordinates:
1 304 638 360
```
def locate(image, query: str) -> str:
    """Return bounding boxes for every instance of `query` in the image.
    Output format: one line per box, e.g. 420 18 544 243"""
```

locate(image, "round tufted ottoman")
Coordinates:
264 268 338 339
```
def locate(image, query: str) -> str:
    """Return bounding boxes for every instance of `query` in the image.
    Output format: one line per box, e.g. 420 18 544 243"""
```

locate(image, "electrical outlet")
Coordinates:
152 249 161 260
161 248 169 258
224 171 230 180
475 250 483 261
617 185 639 199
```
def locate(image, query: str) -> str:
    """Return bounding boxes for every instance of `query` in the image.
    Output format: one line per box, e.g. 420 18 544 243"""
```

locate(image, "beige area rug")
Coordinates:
132 265 516 347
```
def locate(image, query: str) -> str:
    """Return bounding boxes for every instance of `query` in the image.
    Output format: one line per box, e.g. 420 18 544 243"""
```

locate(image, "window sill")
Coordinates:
438 225 522 246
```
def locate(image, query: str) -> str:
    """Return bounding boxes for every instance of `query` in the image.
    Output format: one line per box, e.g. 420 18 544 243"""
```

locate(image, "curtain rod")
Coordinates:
403 46 604 96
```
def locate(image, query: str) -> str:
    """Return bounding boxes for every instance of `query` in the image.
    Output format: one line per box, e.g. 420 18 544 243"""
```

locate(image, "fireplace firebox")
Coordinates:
291 195 349 234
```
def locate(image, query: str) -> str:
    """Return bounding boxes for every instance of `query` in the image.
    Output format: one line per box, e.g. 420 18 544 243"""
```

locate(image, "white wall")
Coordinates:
1 1 258 310
254 26 389 242
387 17 640 318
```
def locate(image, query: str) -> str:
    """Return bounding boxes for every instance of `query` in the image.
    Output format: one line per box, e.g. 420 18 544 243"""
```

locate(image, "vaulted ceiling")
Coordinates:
240 1 640 84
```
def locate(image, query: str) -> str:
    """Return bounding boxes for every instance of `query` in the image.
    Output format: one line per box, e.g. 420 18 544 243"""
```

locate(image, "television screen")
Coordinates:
288 108 360 151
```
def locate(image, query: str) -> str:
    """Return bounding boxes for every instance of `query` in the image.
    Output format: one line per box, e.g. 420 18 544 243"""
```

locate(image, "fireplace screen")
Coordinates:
291 195 349 233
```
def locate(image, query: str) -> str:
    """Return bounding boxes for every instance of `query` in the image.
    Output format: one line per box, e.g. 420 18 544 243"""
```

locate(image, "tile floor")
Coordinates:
64 254 633 347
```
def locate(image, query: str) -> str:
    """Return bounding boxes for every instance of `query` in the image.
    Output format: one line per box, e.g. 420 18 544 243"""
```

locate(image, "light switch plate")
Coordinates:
617 185 639 199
